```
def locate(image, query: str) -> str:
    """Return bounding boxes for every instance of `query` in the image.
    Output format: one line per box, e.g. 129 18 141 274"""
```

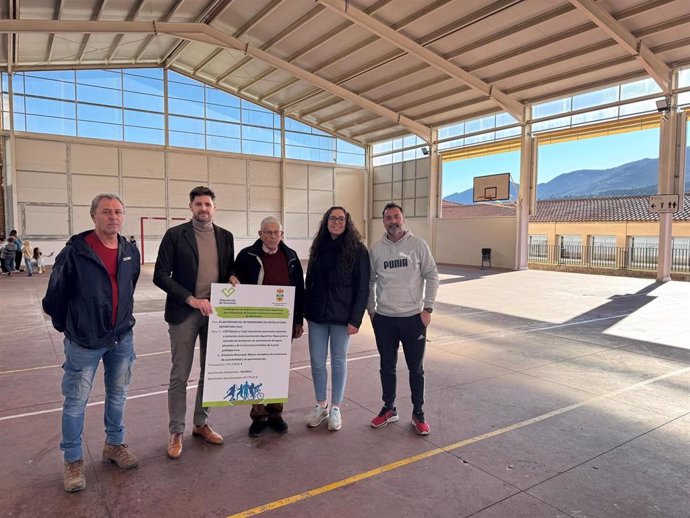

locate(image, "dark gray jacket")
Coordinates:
42 231 140 349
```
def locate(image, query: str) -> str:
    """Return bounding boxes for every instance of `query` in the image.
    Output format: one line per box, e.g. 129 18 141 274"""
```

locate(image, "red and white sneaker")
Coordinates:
411 412 430 435
371 406 399 428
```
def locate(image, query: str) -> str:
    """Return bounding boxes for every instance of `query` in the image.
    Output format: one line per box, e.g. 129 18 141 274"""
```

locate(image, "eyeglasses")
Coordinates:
328 216 346 223
261 230 282 236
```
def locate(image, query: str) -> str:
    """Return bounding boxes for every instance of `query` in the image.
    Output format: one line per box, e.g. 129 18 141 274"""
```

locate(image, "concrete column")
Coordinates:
4 73 18 233
516 121 536 270
428 129 439 252
365 143 374 246
656 102 686 282
280 110 286 232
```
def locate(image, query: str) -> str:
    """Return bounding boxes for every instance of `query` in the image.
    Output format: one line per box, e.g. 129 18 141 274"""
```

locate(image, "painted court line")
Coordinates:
226 365 690 517
0 355 383 421
0 312 633 377
0 387 195 422
0 349 180 376
0 312 639 420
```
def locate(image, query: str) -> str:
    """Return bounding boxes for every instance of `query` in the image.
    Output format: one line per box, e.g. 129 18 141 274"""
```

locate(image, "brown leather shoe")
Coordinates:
192 424 223 445
167 433 183 459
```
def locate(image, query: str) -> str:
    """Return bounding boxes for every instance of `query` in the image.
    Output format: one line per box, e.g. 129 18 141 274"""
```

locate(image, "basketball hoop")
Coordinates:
472 173 510 203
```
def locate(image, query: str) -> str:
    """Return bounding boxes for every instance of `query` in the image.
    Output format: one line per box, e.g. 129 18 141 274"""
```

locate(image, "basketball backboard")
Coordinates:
473 173 511 202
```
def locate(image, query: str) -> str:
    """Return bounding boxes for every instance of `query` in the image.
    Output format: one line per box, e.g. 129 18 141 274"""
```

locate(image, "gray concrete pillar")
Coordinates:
516 122 536 270
656 106 686 282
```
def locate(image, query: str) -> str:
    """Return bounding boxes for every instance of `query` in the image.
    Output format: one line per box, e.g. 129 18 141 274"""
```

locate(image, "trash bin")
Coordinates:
481 248 491 270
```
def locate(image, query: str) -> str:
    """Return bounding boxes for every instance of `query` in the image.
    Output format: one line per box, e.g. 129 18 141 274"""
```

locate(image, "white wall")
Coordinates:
435 216 517 269
367 216 432 247
7 134 364 264
372 158 429 218
8 134 521 270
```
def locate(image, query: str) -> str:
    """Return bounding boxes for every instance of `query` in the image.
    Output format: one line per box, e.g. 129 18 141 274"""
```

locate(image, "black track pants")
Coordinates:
372 313 426 414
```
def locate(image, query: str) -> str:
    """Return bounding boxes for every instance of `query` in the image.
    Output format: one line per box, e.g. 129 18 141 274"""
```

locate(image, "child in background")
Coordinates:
22 239 34 276
33 247 54 274
2 237 17 275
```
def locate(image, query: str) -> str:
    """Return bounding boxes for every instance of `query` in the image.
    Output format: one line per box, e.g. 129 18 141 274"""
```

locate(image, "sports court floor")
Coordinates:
1 264 688 517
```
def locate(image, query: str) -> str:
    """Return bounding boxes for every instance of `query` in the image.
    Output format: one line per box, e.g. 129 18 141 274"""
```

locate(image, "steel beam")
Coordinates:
568 0 671 93
317 0 525 123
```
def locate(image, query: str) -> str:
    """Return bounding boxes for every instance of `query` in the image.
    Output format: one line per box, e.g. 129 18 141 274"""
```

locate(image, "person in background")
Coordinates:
42 193 141 492
129 235 137 248
153 186 235 460
33 247 53 274
230 216 305 438
304 206 369 432
367 202 438 435
2 237 17 276
9 230 23 272
22 239 34 276
0 235 8 274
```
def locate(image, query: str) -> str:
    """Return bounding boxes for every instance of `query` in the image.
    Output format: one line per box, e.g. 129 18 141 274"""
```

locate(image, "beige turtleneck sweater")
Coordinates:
192 219 219 299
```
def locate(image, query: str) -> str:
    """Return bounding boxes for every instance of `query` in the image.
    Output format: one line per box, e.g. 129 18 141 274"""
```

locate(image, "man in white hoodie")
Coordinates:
367 202 439 435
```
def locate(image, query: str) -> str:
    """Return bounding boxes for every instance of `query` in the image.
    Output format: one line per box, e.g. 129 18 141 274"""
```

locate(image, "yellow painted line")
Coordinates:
227 365 690 518
228 449 443 517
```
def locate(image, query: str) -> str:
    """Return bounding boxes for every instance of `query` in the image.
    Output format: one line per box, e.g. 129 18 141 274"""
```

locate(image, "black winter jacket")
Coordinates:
304 239 369 328
42 231 140 349
233 239 305 326
153 221 235 324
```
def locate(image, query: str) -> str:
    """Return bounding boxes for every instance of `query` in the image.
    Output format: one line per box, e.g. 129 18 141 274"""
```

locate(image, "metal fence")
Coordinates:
528 245 690 273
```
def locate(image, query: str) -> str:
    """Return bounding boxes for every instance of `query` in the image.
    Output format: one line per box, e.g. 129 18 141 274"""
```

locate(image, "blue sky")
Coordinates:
441 127 663 197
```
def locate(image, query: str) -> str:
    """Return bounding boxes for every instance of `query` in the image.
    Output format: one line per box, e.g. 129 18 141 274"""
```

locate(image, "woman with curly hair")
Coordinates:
304 206 369 431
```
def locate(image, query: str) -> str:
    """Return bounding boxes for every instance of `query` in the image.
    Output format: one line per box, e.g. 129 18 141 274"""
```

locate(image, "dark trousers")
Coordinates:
250 403 284 422
372 313 426 414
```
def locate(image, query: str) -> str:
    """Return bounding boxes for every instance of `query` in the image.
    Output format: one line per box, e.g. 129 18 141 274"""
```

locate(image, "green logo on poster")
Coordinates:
222 287 235 297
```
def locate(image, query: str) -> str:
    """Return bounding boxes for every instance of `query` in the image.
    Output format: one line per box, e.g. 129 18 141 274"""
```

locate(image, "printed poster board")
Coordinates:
202 283 295 407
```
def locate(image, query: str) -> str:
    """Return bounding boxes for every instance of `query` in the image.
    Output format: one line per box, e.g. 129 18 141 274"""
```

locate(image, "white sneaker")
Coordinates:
306 404 329 427
328 407 342 431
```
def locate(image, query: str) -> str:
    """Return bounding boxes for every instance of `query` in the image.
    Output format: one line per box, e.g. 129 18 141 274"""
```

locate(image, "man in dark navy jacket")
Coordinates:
154 186 234 460
43 193 140 493
231 216 305 437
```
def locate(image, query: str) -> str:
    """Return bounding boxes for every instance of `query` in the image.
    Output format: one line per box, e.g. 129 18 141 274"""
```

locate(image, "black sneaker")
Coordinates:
267 417 288 434
248 421 266 437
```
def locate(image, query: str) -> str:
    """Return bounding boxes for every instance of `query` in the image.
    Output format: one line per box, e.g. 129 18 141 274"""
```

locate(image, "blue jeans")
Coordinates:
3 255 15 273
61 331 135 462
307 321 350 405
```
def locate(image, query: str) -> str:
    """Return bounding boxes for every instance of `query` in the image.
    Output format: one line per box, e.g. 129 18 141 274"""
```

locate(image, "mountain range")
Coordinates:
444 146 690 205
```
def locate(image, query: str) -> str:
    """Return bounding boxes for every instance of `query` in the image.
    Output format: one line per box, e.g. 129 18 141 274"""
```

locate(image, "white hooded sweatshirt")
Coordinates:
367 230 439 318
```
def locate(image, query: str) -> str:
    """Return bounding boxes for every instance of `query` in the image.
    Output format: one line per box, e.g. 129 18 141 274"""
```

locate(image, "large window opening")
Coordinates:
1 68 363 166
441 147 519 211
537 125 661 200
